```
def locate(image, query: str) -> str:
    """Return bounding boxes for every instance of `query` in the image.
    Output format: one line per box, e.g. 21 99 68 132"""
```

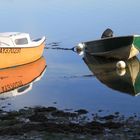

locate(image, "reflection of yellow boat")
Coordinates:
0 32 45 69
83 53 140 96
0 57 46 98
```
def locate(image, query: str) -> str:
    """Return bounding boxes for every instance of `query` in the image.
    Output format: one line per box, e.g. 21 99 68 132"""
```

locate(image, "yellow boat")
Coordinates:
0 32 46 69
0 57 46 98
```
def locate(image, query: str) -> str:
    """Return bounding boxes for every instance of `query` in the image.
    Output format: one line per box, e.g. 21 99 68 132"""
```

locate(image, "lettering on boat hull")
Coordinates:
1 81 23 93
0 48 21 54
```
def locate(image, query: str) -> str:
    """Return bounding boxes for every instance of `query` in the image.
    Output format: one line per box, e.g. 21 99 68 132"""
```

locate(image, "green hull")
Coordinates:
133 36 140 50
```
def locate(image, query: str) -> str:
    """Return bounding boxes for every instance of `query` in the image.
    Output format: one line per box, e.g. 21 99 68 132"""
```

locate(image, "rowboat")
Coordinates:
0 56 46 98
83 53 140 96
77 35 140 60
0 32 46 69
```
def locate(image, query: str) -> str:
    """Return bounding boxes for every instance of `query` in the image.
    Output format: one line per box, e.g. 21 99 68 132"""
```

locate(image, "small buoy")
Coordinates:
116 61 126 69
78 50 84 56
76 43 85 52
76 43 85 56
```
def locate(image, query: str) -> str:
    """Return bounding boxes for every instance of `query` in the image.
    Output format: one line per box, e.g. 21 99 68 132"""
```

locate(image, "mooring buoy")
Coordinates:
76 43 85 55
116 60 126 69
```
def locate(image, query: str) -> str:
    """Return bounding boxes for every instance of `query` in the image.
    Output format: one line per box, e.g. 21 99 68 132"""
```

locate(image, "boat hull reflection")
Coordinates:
0 57 46 98
83 53 140 96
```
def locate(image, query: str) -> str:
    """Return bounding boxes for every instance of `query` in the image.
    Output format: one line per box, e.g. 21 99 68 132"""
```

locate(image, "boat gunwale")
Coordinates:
83 35 140 44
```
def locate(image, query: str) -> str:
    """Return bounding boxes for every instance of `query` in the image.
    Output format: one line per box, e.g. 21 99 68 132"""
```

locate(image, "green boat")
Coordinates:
83 53 140 96
77 31 140 60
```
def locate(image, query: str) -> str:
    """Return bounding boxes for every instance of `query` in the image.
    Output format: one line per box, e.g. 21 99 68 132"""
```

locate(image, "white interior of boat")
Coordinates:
0 32 45 48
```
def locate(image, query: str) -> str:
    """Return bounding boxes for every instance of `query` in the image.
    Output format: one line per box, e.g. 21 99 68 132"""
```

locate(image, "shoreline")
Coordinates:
0 106 140 139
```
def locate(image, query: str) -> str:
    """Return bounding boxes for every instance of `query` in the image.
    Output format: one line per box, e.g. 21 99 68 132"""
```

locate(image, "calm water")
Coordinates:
1 0 140 116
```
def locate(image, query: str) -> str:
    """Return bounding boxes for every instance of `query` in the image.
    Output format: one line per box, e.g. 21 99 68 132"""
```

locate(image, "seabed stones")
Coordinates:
0 106 140 139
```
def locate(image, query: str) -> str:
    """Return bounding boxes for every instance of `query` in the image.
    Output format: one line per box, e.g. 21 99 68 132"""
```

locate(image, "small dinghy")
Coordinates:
0 32 46 69
77 29 140 60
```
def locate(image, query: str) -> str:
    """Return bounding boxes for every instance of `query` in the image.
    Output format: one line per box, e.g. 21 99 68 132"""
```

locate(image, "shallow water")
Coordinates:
1 0 140 117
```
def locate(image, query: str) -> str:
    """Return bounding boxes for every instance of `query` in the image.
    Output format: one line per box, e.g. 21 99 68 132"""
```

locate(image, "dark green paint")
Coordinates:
133 36 140 50
134 72 140 95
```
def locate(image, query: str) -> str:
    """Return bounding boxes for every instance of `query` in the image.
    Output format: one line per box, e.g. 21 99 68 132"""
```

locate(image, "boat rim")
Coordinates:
82 34 140 44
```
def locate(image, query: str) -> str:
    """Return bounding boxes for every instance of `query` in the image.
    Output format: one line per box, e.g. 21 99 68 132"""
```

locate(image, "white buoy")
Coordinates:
77 43 85 50
116 68 126 76
78 50 84 56
116 60 126 69
76 43 85 51
76 43 85 56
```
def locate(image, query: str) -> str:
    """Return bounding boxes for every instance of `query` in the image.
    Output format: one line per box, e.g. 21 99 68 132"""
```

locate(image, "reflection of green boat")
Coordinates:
83 53 140 96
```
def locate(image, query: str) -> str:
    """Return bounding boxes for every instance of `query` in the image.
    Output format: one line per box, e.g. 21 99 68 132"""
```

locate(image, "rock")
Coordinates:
52 110 77 118
45 107 57 112
29 113 48 122
100 115 117 120
103 122 123 129
75 109 88 115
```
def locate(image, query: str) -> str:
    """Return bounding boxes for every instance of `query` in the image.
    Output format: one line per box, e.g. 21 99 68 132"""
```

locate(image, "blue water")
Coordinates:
1 0 140 116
